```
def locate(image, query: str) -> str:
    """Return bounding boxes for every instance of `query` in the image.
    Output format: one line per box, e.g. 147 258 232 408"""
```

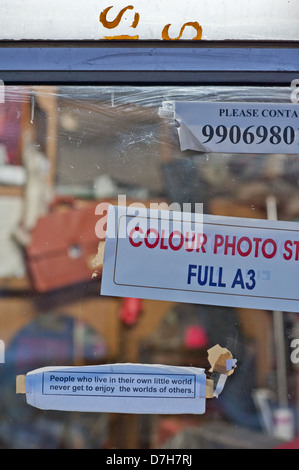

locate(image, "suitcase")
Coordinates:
25 200 102 292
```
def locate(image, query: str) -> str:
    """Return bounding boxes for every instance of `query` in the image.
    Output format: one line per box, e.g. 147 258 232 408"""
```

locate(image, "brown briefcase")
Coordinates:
25 199 102 292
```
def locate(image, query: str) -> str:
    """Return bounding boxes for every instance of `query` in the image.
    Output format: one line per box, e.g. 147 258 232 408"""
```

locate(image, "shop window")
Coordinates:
0 84 298 449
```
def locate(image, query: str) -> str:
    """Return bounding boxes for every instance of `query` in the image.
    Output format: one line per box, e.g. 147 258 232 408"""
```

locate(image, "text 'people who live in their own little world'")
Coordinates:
16 346 236 414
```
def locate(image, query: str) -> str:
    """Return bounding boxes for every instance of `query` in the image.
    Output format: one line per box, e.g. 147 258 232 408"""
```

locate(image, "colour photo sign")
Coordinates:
101 205 299 313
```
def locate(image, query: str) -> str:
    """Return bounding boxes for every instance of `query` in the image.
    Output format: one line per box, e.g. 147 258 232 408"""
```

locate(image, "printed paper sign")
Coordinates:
175 102 299 154
101 205 299 312
21 363 207 414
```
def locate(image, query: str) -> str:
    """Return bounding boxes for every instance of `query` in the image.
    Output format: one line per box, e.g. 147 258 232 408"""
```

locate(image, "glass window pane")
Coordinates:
0 84 298 449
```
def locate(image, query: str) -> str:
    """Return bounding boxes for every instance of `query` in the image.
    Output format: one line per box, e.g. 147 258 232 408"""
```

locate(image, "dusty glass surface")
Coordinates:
0 85 298 449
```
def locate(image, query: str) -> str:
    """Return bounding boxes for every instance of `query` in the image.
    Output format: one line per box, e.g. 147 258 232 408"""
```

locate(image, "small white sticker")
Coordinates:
175 101 299 154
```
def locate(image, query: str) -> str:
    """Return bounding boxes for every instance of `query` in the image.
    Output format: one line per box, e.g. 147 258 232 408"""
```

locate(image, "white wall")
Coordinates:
1 0 298 41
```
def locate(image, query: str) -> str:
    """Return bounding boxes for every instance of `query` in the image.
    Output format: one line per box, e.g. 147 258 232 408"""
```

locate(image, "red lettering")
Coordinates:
160 229 168 250
224 235 236 255
283 240 299 260
213 233 278 259
196 233 207 253
129 227 143 247
128 228 207 253
169 231 184 251
145 228 159 248
253 237 262 257
237 236 252 257
283 240 293 260
261 239 277 259
214 234 224 254
185 232 195 252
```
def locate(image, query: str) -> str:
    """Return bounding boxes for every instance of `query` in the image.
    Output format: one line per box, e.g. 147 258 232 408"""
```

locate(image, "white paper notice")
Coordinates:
101 205 299 313
23 363 206 414
175 102 299 154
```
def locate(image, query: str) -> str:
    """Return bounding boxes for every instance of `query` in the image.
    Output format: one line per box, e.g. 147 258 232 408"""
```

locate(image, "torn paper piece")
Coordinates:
207 344 237 376
207 344 237 398
16 346 236 414
92 241 105 268
91 241 105 278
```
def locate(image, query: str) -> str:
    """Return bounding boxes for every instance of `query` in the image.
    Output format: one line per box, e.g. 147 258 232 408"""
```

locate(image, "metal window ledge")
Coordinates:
0 42 298 85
